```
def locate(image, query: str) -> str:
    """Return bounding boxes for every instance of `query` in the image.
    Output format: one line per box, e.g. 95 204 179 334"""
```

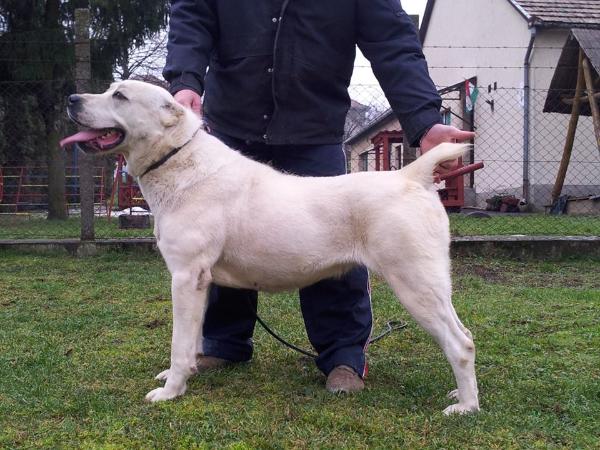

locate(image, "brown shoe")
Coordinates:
326 365 365 394
196 355 232 371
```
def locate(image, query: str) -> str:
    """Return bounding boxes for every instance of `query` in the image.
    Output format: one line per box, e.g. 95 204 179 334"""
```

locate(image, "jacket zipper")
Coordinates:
266 0 291 142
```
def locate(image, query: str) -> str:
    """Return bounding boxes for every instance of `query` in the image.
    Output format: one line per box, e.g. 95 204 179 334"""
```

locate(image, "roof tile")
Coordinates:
511 0 600 26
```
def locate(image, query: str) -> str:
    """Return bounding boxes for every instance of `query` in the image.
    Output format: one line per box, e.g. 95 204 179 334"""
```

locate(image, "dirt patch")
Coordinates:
453 258 600 290
453 262 507 283
144 319 166 329
144 295 168 303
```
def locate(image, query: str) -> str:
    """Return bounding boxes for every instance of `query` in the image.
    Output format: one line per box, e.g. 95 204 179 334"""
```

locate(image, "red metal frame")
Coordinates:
438 161 484 209
439 162 484 181
15 167 24 211
366 128 484 210
437 158 466 209
108 155 148 220
371 130 404 171
0 165 105 213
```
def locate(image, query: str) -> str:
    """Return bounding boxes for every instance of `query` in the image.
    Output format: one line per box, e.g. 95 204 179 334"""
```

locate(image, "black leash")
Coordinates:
255 314 318 358
368 320 408 344
255 311 408 359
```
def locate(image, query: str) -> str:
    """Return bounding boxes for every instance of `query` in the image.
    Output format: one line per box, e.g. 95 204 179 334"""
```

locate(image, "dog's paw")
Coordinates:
443 403 480 416
155 369 170 381
145 385 186 403
446 389 459 400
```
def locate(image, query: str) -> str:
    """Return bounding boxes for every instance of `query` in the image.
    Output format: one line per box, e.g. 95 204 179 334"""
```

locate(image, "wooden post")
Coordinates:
383 136 390 171
75 8 95 243
581 55 600 155
551 49 585 204
403 134 417 168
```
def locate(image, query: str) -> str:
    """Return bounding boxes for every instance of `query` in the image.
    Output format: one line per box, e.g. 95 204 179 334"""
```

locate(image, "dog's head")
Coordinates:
60 80 194 175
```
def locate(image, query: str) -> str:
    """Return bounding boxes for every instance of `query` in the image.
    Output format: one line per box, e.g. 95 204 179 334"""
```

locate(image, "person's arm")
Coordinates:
356 0 474 175
356 0 442 147
163 0 217 113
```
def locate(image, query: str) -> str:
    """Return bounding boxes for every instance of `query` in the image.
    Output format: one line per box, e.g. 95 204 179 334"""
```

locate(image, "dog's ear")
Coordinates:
159 101 185 127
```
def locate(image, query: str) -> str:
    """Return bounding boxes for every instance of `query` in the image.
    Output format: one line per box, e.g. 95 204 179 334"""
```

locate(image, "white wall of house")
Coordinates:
422 0 600 208
423 0 530 89
423 0 531 205
529 30 599 202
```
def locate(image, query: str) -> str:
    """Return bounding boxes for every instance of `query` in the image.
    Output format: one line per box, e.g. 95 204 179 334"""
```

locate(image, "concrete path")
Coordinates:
1 236 598 259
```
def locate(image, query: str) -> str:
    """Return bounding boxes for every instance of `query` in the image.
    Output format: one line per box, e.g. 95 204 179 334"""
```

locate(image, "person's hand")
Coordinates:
173 89 203 116
420 124 475 181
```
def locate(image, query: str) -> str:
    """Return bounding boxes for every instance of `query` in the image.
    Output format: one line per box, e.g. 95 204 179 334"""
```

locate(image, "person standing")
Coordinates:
163 0 474 393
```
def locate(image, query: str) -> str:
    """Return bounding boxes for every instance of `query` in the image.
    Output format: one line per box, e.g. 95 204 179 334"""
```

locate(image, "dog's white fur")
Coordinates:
70 80 479 414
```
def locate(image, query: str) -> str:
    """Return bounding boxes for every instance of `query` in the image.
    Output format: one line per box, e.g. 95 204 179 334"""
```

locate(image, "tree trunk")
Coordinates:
46 119 67 220
44 0 68 220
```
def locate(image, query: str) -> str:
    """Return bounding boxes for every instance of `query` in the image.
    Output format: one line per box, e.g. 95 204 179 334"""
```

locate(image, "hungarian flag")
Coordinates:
465 80 479 112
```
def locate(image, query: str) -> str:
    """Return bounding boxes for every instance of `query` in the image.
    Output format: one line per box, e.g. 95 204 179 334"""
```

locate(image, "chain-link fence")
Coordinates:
1 69 599 237
345 77 600 236
347 85 600 203
0 78 114 217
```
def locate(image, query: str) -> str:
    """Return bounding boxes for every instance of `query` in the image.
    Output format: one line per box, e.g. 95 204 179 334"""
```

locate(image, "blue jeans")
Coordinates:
202 132 373 377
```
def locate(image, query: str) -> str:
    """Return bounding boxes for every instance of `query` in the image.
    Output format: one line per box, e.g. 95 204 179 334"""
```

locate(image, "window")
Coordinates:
442 108 452 126
359 151 369 172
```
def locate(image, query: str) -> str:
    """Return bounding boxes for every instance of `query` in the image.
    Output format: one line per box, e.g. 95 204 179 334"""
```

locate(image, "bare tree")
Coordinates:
114 31 167 81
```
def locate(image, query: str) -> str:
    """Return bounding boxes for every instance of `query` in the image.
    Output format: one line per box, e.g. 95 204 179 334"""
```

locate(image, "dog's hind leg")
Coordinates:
381 261 479 415
145 267 211 402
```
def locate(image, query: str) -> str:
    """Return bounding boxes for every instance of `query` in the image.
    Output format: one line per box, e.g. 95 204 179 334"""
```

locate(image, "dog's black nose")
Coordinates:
68 94 82 105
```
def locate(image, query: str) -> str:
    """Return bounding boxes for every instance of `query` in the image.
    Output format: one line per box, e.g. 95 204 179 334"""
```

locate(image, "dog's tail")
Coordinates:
400 143 471 187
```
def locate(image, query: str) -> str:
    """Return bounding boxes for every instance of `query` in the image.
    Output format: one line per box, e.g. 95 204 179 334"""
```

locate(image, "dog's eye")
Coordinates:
113 91 128 101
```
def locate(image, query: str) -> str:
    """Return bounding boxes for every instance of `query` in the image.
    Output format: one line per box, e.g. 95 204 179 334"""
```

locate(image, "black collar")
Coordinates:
140 126 202 178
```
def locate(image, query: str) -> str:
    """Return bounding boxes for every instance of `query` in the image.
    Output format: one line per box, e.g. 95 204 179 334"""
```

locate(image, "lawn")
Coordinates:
0 216 153 240
450 214 600 236
1 213 599 240
0 251 599 448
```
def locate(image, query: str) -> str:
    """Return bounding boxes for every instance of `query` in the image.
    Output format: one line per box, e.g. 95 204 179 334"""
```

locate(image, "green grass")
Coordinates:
1 251 599 448
0 216 153 239
1 213 599 240
449 214 600 236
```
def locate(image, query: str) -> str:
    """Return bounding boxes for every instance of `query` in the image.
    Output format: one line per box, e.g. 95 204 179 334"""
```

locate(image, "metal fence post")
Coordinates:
75 8 95 245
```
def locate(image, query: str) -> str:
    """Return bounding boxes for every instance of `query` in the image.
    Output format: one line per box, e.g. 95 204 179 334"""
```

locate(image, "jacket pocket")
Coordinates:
217 33 273 61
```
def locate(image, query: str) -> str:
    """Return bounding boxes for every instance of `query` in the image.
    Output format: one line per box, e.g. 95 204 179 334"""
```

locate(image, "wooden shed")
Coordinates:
544 28 600 203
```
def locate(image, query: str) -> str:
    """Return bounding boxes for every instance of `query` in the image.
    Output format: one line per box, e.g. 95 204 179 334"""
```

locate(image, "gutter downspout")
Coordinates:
522 26 537 205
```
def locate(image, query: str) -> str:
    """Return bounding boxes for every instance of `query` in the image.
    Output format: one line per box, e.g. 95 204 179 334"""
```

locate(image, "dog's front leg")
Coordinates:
145 268 211 402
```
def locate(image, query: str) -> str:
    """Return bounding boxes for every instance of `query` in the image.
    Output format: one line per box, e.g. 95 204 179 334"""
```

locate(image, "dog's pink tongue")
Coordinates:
59 130 105 148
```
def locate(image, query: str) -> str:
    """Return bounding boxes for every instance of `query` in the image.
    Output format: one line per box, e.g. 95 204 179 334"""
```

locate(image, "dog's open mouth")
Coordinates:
59 128 125 153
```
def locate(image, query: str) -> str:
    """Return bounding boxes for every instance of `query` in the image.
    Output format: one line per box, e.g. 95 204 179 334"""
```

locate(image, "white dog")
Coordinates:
61 80 479 415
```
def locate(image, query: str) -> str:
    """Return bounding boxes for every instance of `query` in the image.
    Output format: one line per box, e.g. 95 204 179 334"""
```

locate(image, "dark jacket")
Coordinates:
164 0 442 146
